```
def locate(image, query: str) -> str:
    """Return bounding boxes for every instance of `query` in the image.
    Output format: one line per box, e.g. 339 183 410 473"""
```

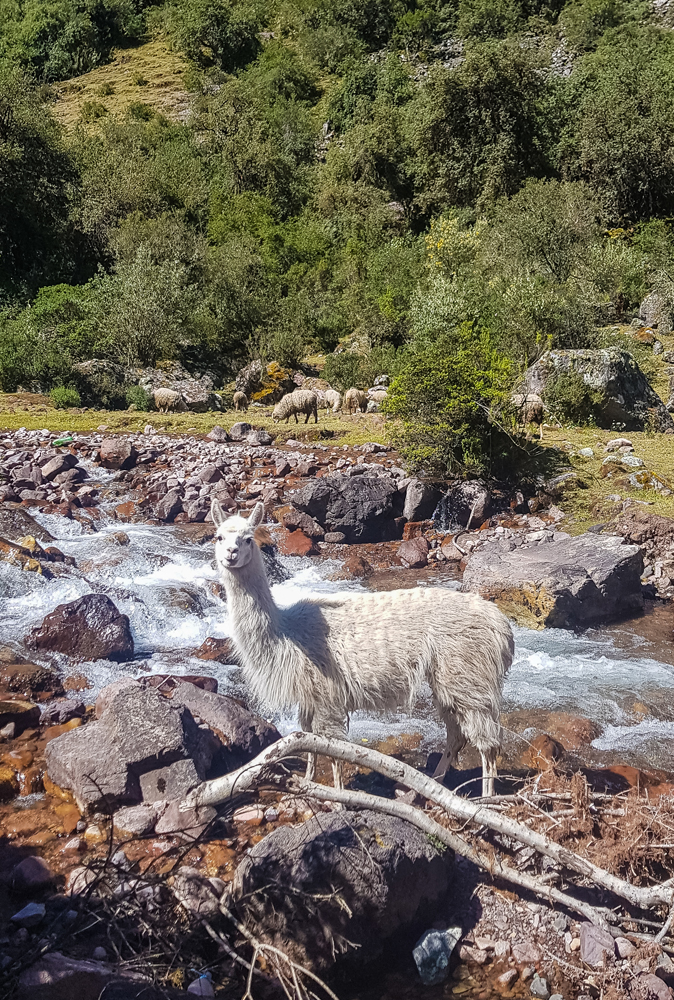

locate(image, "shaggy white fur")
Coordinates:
343 387 368 414
211 501 514 796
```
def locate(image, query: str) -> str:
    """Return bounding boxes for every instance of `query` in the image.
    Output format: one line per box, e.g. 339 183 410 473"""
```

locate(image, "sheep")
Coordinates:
153 387 186 413
210 498 515 797
325 388 342 413
272 389 318 424
511 391 545 440
343 387 368 414
367 388 388 404
233 391 248 412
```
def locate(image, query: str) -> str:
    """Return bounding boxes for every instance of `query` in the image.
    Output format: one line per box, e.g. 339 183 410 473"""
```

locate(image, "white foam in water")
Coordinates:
6 512 674 767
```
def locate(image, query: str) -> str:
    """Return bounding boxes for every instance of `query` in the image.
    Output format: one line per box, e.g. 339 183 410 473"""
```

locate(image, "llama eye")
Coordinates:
245 537 252 544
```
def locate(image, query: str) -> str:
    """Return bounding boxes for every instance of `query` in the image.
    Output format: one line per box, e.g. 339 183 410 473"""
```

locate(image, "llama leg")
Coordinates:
461 709 502 798
433 711 466 781
480 748 498 798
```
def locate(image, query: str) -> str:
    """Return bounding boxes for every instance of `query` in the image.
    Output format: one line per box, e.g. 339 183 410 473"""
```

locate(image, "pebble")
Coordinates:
92 946 107 960
497 969 517 986
529 974 550 998
11 901 45 927
187 976 215 996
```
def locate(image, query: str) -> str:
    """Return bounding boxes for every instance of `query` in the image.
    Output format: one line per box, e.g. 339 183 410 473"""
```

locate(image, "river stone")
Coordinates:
290 473 401 543
397 536 429 568
26 594 134 661
41 453 78 481
170 682 280 771
461 533 643 628
0 507 54 544
579 922 616 967
230 809 454 974
228 422 252 441
11 855 54 892
99 437 137 470
413 926 462 985
45 684 218 812
522 348 674 431
0 699 41 734
403 479 441 522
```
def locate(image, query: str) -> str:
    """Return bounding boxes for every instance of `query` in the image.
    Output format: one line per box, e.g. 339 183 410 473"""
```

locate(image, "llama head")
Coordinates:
211 500 264 571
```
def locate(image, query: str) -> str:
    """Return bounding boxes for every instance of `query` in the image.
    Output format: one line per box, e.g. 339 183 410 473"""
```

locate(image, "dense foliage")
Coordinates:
2 0 674 475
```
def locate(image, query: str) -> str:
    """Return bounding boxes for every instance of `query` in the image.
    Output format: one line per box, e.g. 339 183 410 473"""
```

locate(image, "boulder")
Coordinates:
282 508 324 538
205 426 229 443
403 480 441 522
99 438 137 471
290 473 401 543
170 682 280 771
0 507 54 544
228 422 252 441
41 453 78 481
397 536 429 568
182 388 221 412
277 528 318 557
434 481 492 530
72 358 129 408
230 809 454 974
235 359 263 396
45 683 217 812
16 951 125 1000
26 594 134 661
156 489 183 522
0 661 63 698
522 348 674 432
639 291 672 333
461 533 643 628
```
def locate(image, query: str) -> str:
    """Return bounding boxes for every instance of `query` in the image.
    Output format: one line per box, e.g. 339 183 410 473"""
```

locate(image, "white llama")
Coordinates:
211 500 514 796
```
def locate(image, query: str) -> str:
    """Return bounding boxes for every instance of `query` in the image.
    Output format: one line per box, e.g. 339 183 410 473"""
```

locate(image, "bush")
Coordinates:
542 369 604 425
322 352 366 391
50 385 81 408
125 384 151 410
80 100 109 122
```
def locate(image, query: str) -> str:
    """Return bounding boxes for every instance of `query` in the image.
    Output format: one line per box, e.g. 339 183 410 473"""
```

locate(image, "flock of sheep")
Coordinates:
154 382 386 420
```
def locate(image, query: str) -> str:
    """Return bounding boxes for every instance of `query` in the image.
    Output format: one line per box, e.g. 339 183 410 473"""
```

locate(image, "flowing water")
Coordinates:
3 509 674 772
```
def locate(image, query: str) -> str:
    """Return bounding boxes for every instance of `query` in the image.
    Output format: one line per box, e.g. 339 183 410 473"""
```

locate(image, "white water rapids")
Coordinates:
3 511 674 771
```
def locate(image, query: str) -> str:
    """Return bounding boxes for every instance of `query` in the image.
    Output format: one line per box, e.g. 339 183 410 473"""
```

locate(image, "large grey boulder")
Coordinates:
45 684 218 812
522 348 673 431
230 809 454 975
290 473 401 542
461 533 643 628
403 479 441 522
639 291 671 333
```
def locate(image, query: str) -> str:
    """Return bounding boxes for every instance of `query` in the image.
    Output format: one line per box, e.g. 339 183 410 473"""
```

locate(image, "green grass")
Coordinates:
51 39 190 129
0 396 390 448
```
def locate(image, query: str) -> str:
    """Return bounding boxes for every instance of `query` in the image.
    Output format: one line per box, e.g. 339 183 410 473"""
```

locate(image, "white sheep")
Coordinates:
343 387 368 414
511 392 545 440
325 388 342 413
211 499 514 796
154 387 186 413
272 389 318 424
233 391 248 412
367 388 387 403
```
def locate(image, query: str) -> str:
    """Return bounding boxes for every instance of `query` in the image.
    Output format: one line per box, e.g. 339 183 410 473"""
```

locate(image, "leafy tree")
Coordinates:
156 0 261 70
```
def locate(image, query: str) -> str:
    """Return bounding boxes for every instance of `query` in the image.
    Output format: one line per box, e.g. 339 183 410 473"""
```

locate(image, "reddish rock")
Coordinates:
278 528 318 557
147 673 219 692
542 713 601 750
331 553 374 580
26 594 134 662
0 699 41 734
115 500 137 519
193 637 237 664
522 734 564 770
275 461 291 477
511 941 541 965
0 662 63 698
402 521 427 541
99 437 137 470
397 536 429 568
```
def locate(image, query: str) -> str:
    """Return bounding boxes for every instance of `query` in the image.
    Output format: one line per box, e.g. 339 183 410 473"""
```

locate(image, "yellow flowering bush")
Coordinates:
425 216 484 275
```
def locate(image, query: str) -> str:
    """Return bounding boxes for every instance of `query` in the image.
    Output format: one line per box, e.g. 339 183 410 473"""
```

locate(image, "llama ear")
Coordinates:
249 502 264 529
210 497 226 526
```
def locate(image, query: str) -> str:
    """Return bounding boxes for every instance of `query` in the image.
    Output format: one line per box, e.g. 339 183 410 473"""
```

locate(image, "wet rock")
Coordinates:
0 507 54 543
579 922 615 967
171 682 280 771
11 855 54 892
522 734 564 770
330 552 373 580
147 673 219 692
278 528 319 556
291 473 400 543
413 926 462 985
194 637 236 663
0 762 19 797
206 425 229 443
397 536 429 568
99 438 137 471
282 508 324 538
41 453 78 481
26 594 134 661
16 951 118 1000
45 683 218 812
230 809 454 974
440 537 463 562
0 661 63 698
523 348 673 431
403 480 441 522
461 534 643 628
0 699 41 734
228 422 252 441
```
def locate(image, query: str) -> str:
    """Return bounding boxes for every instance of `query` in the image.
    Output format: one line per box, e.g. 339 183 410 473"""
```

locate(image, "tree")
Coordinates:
157 0 261 71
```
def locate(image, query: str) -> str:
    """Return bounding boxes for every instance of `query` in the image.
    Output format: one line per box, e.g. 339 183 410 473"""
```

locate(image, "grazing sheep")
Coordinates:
153 387 186 413
367 388 388 404
512 392 545 440
343 387 368 414
272 389 318 424
325 388 342 413
233 391 248 412
211 499 514 796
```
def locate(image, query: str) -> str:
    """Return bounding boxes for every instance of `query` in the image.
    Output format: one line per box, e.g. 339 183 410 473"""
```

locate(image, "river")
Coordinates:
3 508 674 774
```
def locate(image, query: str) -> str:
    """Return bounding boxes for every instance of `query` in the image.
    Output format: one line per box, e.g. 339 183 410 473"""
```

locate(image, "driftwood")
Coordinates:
182 732 674 921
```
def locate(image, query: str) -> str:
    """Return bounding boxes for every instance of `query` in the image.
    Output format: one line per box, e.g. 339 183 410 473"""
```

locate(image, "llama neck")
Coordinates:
223 553 280 654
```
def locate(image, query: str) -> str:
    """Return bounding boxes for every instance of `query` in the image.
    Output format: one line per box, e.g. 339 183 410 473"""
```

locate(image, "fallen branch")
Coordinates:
182 732 674 913
289 778 615 929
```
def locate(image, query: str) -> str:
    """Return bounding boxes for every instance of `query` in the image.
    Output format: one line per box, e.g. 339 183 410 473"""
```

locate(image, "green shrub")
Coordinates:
322 352 366 391
127 101 155 121
50 386 81 409
80 100 109 122
131 70 148 86
125 385 151 411
97 82 115 96
543 369 604 425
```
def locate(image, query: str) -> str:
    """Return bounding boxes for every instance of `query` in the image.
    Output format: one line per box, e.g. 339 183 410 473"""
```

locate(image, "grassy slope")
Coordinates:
50 39 191 128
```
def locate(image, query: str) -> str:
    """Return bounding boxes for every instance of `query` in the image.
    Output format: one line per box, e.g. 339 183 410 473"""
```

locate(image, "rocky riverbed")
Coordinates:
1 425 674 999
